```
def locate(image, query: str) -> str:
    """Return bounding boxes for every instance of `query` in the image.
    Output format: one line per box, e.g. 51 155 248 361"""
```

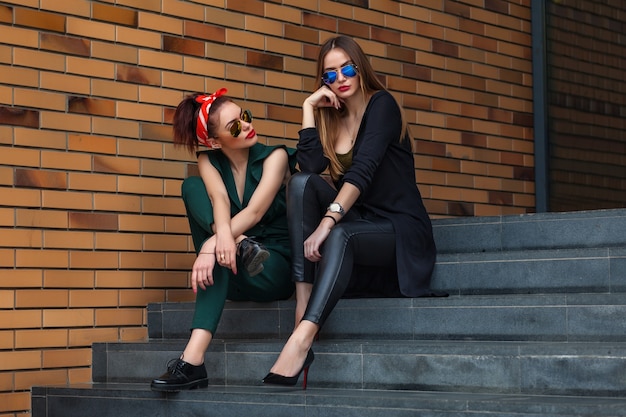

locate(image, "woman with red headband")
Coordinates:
151 88 296 391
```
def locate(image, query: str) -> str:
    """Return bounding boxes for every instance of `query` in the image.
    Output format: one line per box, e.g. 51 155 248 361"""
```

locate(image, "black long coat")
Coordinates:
297 90 437 297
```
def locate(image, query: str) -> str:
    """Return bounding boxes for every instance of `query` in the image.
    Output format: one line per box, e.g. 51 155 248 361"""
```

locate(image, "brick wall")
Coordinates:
0 1 533 415
547 0 626 211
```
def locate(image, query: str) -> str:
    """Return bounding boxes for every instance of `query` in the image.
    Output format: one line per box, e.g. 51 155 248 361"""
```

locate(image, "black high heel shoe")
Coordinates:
262 349 315 390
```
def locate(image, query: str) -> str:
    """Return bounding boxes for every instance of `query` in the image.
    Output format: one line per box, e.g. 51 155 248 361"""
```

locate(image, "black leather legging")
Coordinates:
287 172 396 327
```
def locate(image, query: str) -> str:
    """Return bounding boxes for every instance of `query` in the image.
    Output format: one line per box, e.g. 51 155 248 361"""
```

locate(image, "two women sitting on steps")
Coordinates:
151 35 441 392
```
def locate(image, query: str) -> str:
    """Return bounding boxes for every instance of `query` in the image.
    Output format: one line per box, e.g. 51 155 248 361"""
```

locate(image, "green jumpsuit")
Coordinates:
181 143 296 333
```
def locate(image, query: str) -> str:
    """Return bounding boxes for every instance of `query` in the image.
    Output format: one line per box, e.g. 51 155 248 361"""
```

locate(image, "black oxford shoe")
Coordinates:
150 358 208 392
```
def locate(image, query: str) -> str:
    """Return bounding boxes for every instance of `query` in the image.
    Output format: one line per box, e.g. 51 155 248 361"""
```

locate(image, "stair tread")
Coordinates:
102 338 626 353
32 383 626 417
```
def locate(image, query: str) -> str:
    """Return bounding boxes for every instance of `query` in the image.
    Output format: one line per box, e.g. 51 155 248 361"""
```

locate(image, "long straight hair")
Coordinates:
314 36 408 180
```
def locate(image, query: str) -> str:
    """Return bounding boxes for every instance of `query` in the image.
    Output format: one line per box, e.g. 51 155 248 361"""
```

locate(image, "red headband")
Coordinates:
195 87 228 147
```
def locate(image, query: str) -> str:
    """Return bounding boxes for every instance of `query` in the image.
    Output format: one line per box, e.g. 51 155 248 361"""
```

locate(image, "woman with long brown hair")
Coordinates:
263 36 442 389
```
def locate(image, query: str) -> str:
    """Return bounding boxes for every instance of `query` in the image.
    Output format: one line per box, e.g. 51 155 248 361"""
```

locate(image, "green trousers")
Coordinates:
181 176 294 334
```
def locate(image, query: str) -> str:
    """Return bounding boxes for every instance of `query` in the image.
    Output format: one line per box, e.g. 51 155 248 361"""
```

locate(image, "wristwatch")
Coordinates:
327 202 345 216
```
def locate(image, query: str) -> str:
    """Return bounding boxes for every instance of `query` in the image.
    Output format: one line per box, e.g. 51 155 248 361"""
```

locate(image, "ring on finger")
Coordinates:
220 254 225 261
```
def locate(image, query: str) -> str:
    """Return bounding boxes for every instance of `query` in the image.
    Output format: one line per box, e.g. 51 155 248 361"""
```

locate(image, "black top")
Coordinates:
297 90 437 297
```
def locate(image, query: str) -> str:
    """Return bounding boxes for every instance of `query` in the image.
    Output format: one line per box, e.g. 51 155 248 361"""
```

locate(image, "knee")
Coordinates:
287 172 314 194
325 223 353 248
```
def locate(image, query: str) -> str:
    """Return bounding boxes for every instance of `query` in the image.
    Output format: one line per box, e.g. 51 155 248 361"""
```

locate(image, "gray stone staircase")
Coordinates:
32 209 626 417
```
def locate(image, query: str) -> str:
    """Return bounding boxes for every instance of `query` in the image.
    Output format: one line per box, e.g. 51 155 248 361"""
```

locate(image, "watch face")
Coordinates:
330 203 340 212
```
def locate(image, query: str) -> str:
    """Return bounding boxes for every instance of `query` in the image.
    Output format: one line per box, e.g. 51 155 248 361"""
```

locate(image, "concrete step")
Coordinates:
432 247 626 295
432 208 626 254
93 339 626 397
32 384 626 417
148 294 626 342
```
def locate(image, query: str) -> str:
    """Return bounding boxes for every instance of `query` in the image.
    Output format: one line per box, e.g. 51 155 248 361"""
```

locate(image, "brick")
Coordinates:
139 49 183 71
16 328 68 348
42 190 93 210
0 248 14 267
337 19 370 38
0 290 13 308
68 327 119 346
117 176 164 195
117 64 161 87
93 3 138 27
227 0 264 17
96 233 143 251
302 12 336 31
0 369 13 390
68 133 117 155
118 289 165 307
204 43 245 66
67 16 114 41
0 105 39 128
40 33 90 57
166 289 196 303
119 214 165 233
115 101 161 123
93 155 140 175
40 111 91 133
144 271 188 288
140 123 178 143
143 233 187 252
93 194 142 213
91 41 138 65
0 350 41 371
92 116 140 139
0 228 42 251
0 5 12 23
69 251 120 270
0 269 43 288
13 48 65 72
120 326 147 341
69 289 118 308
15 368 70 389
118 136 163 160
68 366 92 383
43 308 94 327
95 270 143 288
166 252 195 270
43 230 94 250
16 209 67 229
16 249 69 268
13 129 65 155
14 168 65 190
0 390 31 413
162 34 204 57
119 251 165 270
15 289 68 308
95 308 143 326
69 172 117 192
44 269 95 288
139 85 183 107
43 348 92 368
261 2 297 22
267 35 304 60
68 96 116 117
165 215 191 235
138 13 178 36
0 24 39 48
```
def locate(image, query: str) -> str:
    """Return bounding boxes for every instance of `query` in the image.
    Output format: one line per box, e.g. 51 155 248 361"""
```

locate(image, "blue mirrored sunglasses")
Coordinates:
321 64 358 85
